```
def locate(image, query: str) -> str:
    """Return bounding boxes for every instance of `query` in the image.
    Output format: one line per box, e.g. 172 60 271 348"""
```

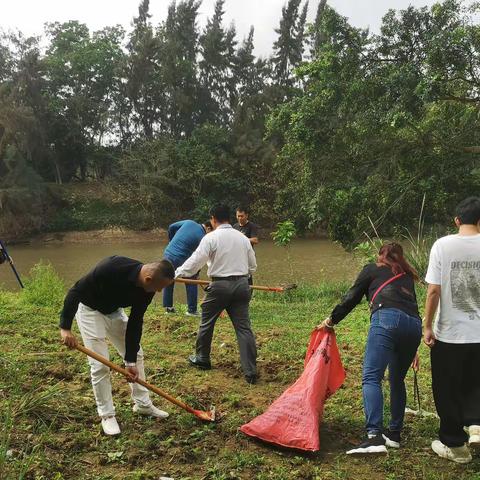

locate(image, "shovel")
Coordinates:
74 344 216 422
175 277 296 292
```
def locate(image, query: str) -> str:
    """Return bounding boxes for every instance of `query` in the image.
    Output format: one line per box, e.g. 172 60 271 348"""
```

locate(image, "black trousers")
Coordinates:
196 277 257 376
431 340 480 447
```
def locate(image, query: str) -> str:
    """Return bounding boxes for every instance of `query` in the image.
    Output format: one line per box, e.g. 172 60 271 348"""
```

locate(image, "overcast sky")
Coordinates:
2 0 439 56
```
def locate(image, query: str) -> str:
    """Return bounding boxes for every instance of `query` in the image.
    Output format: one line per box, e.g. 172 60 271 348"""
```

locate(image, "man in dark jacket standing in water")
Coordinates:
59 256 174 436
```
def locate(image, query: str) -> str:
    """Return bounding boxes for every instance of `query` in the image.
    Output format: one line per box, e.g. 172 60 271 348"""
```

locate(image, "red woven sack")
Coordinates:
240 329 345 452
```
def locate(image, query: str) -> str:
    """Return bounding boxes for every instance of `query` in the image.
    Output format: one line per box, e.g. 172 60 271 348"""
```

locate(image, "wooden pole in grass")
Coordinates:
175 277 295 293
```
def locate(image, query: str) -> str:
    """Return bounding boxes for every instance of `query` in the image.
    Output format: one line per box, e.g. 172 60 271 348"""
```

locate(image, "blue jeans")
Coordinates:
363 308 422 435
162 255 198 313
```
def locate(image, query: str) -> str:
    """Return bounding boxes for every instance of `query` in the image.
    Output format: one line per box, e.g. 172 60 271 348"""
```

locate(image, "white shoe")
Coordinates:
468 425 480 446
101 416 120 436
133 404 169 419
346 434 387 454
431 440 472 464
186 311 200 317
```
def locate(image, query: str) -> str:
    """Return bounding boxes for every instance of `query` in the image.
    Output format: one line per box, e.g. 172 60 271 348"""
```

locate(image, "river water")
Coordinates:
1 239 355 296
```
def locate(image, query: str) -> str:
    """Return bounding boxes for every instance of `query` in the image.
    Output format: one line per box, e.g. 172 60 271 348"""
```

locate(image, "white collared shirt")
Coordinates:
175 224 257 278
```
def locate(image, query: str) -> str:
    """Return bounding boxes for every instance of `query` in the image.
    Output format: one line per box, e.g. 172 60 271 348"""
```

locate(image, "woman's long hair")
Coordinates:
377 242 419 281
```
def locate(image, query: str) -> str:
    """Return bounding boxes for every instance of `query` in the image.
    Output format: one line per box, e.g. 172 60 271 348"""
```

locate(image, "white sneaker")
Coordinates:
133 403 169 419
468 425 480 446
186 311 200 317
431 440 472 464
346 433 387 454
101 416 120 436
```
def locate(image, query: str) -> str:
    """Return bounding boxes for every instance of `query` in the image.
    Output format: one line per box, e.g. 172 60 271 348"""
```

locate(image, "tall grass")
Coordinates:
353 195 437 281
21 262 65 309
402 195 436 281
11 382 63 424
353 217 384 265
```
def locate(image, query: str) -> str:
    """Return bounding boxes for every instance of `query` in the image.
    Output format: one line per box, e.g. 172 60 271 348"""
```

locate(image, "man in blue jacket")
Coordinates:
163 220 212 315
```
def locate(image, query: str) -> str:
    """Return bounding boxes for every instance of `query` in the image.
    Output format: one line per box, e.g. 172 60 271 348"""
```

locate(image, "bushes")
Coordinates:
48 197 134 232
353 228 438 280
0 148 65 240
22 263 65 310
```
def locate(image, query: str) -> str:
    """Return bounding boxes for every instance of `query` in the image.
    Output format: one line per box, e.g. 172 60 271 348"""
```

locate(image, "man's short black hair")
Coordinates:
204 220 213 230
210 205 231 223
149 259 175 280
236 205 250 215
455 197 480 226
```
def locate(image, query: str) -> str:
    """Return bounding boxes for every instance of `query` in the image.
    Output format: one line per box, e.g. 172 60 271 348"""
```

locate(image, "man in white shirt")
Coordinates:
175 205 258 384
424 197 480 464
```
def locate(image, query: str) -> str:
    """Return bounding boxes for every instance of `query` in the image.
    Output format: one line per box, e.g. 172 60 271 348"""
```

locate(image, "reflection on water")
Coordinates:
1 239 356 300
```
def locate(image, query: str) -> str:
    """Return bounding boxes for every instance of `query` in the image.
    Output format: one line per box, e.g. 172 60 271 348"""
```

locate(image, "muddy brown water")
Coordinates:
1 239 355 301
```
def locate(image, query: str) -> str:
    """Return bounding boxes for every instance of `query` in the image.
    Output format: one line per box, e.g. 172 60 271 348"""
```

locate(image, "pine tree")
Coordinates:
271 0 309 87
311 0 328 57
161 0 201 137
198 0 237 125
126 0 162 139
233 27 271 111
297 1 309 56
234 27 256 102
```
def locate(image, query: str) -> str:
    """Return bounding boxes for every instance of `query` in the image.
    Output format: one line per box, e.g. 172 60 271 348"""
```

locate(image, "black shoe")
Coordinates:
188 355 211 370
165 307 176 314
245 374 258 385
383 429 401 448
346 433 387 454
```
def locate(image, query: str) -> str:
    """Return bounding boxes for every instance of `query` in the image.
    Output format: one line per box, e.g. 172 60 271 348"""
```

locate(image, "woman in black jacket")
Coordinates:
319 243 422 454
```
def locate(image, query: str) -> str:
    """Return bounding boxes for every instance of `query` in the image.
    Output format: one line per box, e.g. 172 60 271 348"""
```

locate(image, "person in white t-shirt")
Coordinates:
424 196 480 464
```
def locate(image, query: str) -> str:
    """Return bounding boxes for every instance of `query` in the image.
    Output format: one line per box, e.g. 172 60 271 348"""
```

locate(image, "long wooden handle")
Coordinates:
175 277 285 292
74 344 196 415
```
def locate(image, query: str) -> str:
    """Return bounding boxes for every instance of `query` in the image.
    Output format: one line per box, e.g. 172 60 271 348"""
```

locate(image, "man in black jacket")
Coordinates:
233 206 259 247
59 256 174 435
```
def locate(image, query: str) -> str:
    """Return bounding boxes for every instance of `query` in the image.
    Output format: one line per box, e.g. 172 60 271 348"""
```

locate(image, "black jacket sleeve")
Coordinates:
124 294 154 362
60 257 102 330
249 223 259 238
59 283 84 329
330 265 372 324
59 260 109 329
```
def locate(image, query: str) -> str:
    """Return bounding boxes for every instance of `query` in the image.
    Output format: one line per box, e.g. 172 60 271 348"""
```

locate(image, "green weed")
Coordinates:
21 262 65 309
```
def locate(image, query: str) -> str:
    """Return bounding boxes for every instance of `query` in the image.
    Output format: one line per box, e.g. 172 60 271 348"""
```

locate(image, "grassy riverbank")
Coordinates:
1 182 281 243
1 267 479 480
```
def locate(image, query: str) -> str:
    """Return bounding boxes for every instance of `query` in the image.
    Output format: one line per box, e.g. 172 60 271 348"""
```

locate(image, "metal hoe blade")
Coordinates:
193 406 216 422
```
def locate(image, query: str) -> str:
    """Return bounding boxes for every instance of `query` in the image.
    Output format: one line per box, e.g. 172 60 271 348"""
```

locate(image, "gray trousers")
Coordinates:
196 277 257 376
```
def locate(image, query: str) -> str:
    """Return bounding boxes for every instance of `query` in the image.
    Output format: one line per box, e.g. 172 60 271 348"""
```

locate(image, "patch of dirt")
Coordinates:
45 365 75 380
31 227 168 244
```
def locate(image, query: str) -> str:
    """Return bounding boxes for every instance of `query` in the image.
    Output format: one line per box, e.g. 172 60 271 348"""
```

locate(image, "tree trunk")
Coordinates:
464 146 480 154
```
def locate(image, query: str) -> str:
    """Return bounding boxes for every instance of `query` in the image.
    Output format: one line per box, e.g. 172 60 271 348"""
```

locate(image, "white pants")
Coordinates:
76 303 152 418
